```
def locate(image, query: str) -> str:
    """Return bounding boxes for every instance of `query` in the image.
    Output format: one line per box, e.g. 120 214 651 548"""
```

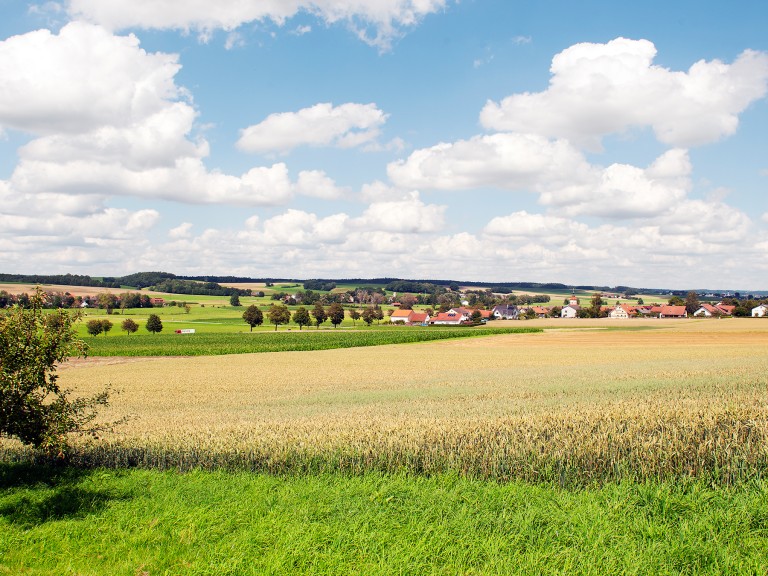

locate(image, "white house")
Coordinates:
492 304 518 320
752 304 768 317
432 311 465 325
609 305 629 319
561 305 580 318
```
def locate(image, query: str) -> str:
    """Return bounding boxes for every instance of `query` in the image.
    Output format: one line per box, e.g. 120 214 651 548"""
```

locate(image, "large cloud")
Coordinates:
0 22 330 207
66 0 448 49
388 133 592 191
0 21 182 135
480 38 768 150
388 134 693 220
237 102 387 154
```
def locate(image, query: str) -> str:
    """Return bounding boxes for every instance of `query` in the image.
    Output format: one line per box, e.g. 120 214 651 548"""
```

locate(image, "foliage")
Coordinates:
0 290 110 453
229 294 241 307
267 304 291 331
121 319 138 335
685 291 700 315
100 319 113 336
327 303 345 328
311 303 327 329
242 305 263 332
349 309 361 326
303 280 337 291
86 319 104 337
145 314 163 334
361 307 376 326
149 278 251 297
588 293 606 318
292 307 311 330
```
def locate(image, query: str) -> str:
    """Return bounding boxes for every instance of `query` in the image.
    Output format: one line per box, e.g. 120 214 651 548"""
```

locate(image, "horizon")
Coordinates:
1 1 767 288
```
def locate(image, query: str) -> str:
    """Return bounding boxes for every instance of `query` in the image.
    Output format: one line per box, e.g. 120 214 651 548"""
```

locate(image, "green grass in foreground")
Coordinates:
83 327 541 356
0 465 765 575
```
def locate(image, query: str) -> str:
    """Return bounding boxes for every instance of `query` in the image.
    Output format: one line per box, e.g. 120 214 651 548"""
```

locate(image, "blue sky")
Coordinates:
1 0 766 289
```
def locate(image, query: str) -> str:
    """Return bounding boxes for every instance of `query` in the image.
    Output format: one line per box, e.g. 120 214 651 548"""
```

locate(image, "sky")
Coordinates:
0 0 766 289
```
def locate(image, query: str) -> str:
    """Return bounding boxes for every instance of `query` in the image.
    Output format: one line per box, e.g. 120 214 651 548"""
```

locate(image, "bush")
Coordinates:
0 289 111 454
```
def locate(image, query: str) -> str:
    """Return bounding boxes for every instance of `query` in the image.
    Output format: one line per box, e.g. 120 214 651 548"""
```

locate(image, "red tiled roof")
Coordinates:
391 309 413 318
661 305 687 316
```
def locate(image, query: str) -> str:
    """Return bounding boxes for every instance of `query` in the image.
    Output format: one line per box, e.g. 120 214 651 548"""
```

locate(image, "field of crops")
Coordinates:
82 326 542 356
5 319 766 486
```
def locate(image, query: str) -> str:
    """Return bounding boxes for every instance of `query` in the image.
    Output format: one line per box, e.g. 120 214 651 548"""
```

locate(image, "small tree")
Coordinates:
292 307 311 330
311 303 327 329
242 305 264 332
327 303 345 328
374 307 384 325
361 307 376 326
230 294 241 307
470 310 482 324
146 314 163 334
349 309 361 326
0 289 110 454
86 319 104 337
100 318 113 336
121 318 138 335
588 293 605 318
685 291 700 315
267 304 291 331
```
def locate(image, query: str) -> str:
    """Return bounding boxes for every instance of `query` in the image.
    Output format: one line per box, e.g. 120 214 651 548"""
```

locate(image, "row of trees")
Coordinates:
85 314 163 336
243 303 385 331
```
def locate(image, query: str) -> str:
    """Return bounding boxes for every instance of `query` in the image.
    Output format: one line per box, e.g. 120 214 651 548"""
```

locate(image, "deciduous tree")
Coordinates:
327 303 345 328
86 319 103 337
121 318 138 335
311 303 327 329
267 304 291 331
242 305 263 331
685 291 700 315
292 307 311 330
146 314 163 334
349 309 361 326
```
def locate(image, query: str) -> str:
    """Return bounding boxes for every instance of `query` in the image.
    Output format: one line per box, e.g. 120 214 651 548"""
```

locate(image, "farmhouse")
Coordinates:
659 305 687 318
752 304 768 317
390 309 415 323
561 305 580 318
432 311 465 325
492 304 519 320
609 304 637 319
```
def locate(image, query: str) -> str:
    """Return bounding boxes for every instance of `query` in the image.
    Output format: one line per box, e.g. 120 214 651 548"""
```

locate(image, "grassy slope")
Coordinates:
1 465 766 575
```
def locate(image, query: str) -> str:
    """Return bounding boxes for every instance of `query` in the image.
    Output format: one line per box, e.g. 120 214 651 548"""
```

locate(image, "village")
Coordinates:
388 295 768 325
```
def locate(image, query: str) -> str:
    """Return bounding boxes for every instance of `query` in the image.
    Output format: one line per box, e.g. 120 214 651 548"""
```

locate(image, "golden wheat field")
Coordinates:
8 319 768 484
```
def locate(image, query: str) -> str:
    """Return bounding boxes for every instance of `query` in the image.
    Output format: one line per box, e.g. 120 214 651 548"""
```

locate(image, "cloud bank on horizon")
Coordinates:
1 0 767 288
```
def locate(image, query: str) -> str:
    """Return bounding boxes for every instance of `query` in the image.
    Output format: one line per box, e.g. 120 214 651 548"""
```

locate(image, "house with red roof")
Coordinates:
659 305 687 318
432 311 466 325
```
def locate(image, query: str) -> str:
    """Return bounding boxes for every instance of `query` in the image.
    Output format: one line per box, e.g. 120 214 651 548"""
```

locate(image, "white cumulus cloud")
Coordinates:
237 102 388 154
480 38 768 150
0 22 183 135
66 0 448 50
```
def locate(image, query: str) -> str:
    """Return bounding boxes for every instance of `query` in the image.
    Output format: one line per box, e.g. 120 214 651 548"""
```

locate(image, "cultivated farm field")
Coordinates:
8 318 766 486
3 318 768 574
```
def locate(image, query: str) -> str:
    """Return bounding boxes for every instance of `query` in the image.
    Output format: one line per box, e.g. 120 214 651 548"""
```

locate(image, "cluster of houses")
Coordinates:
389 297 768 325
